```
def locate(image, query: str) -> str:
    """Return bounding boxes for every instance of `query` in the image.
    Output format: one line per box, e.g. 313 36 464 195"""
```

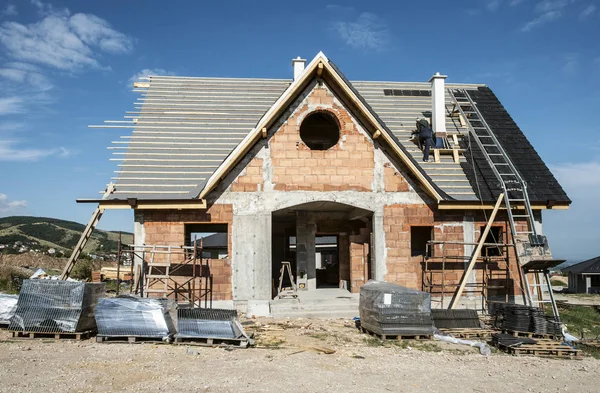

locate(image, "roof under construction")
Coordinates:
92 54 570 207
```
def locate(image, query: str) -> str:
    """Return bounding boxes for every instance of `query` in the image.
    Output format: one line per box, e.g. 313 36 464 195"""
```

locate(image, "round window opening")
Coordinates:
299 111 340 150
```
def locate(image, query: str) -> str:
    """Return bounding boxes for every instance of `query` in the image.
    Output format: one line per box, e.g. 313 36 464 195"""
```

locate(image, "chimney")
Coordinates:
428 72 447 135
292 56 306 80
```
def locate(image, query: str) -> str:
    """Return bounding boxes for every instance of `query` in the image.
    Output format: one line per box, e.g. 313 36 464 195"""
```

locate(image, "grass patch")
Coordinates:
551 279 567 287
259 338 286 349
363 337 385 347
412 342 442 352
558 305 600 339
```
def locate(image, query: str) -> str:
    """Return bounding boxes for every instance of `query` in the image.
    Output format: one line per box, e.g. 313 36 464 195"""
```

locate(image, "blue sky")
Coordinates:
0 0 598 262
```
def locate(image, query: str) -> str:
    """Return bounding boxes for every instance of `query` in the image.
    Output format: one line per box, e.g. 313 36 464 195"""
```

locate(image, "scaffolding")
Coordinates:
116 240 213 308
422 240 518 311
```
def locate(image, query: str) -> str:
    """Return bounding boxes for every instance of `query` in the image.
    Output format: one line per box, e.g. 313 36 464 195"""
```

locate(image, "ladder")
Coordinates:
60 184 115 280
143 245 172 297
448 89 559 321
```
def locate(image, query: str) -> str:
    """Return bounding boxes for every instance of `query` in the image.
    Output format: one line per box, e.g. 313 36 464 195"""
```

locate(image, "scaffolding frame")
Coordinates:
116 241 213 308
421 240 516 311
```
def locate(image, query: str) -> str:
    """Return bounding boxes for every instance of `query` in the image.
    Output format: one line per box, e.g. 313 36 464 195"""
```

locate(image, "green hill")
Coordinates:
0 216 133 254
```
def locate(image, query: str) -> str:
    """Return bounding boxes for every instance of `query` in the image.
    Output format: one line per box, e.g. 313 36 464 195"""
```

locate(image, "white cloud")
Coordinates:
487 0 502 11
0 193 27 216
0 63 53 91
562 53 579 73
0 7 133 71
520 0 575 31
545 161 600 261
520 9 563 31
128 68 175 89
1 4 17 17
580 4 597 18
0 140 68 161
0 96 25 115
0 121 25 133
332 12 390 52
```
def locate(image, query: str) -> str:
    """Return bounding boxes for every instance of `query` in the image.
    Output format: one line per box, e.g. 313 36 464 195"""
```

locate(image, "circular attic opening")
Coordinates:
299 111 340 150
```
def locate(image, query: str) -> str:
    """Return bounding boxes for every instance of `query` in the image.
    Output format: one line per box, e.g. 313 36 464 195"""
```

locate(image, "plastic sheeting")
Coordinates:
8 280 105 333
434 333 491 356
94 296 177 339
0 294 18 324
359 281 434 336
176 308 247 340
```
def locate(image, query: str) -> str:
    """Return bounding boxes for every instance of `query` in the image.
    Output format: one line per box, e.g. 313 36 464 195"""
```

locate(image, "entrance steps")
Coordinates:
270 288 359 319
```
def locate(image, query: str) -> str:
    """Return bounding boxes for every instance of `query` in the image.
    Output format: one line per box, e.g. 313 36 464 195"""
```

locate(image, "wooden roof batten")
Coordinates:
196 52 444 203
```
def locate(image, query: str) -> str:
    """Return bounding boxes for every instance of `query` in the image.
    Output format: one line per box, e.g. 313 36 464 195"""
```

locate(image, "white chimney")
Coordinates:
428 72 447 135
292 56 306 80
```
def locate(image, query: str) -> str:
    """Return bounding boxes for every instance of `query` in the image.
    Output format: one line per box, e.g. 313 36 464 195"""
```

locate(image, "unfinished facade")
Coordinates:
87 52 570 315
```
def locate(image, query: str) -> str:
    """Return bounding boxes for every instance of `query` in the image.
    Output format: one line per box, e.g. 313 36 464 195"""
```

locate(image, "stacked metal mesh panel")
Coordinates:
359 281 434 336
94 295 177 339
8 280 105 333
0 294 18 324
431 309 480 329
488 302 561 336
176 308 247 339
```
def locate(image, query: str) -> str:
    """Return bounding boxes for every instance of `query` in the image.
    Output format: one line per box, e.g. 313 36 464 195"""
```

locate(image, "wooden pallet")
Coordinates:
173 336 250 348
10 330 94 340
496 342 580 358
360 327 432 341
96 335 170 344
502 329 561 340
439 328 496 339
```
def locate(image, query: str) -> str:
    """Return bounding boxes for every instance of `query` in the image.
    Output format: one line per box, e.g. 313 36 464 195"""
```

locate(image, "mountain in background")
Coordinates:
0 216 133 255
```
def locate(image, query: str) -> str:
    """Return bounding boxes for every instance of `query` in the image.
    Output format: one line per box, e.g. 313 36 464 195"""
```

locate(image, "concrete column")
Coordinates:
133 210 145 285
232 213 272 315
296 211 316 290
372 210 386 281
463 216 475 296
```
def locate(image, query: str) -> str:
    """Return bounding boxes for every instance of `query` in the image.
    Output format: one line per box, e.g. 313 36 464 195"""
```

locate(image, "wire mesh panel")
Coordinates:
176 308 243 339
94 295 177 339
0 294 18 324
359 281 434 336
8 280 105 333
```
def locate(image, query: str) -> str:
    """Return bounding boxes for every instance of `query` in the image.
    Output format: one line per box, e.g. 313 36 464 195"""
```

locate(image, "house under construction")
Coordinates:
71 52 570 317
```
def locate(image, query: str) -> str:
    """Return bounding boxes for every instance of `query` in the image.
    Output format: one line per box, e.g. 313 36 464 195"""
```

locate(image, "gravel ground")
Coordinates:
0 319 597 393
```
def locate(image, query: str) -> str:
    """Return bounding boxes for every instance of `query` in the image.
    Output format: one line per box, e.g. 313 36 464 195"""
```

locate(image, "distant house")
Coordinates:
195 233 228 259
562 256 600 294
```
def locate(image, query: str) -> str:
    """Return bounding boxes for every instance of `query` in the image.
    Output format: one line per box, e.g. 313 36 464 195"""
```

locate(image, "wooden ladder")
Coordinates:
143 245 171 297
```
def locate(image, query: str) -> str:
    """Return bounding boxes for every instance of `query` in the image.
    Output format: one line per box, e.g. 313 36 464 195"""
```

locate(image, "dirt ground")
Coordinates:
0 318 598 393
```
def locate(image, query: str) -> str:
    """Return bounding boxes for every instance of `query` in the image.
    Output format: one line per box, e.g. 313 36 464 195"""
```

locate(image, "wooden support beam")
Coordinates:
373 129 381 139
449 193 505 309
261 127 267 138
317 62 324 77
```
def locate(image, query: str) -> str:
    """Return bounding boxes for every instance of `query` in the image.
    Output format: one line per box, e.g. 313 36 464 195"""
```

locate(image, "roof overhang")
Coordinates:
196 51 445 203
437 201 570 210
76 198 207 210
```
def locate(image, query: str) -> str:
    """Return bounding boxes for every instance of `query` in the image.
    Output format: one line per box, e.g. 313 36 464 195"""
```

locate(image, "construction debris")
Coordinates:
0 294 18 326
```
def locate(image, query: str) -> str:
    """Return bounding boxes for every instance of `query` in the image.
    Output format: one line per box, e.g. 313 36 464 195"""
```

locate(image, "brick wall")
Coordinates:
231 157 263 192
141 204 233 300
384 163 409 192
269 85 375 192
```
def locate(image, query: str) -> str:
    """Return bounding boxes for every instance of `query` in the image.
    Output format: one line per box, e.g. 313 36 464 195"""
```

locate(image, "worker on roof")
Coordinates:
417 119 434 162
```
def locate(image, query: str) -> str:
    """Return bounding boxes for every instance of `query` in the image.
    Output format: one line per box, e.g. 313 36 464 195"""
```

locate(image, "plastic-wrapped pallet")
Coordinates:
176 308 249 341
359 281 434 336
0 294 18 325
8 280 105 333
94 295 177 340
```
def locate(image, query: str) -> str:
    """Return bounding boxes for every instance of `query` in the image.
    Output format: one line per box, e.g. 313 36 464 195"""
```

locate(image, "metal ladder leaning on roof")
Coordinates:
448 88 560 322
